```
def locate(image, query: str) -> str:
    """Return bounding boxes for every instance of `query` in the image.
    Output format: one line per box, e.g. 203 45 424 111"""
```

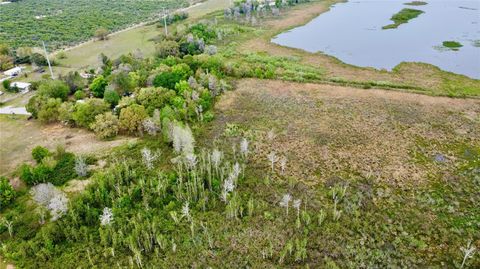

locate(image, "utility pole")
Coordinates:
42 41 54 79
162 7 168 36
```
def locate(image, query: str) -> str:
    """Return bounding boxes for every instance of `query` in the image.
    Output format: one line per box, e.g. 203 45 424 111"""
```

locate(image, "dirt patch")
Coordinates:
0 115 135 175
209 79 480 186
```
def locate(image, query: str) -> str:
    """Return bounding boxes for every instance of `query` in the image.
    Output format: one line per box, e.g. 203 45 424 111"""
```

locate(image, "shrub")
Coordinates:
160 104 176 120
119 104 148 134
0 177 15 209
95 27 109 40
37 98 62 123
156 40 180 58
90 112 120 139
90 75 108 98
72 98 110 129
2 79 10 91
50 151 76 185
37 80 69 101
20 149 76 186
60 71 85 94
58 102 75 124
32 146 50 163
203 111 214 122
26 95 45 118
74 90 86 100
153 63 192 89
110 71 136 95
103 89 120 107
136 87 175 115
189 23 217 42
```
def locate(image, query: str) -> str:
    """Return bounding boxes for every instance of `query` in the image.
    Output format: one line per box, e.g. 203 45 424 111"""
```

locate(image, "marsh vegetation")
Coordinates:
1 0 479 268
382 8 424 29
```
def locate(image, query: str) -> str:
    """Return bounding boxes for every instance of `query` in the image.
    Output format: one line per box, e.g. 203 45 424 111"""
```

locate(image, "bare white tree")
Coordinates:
171 123 195 155
185 153 198 169
460 241 476 269
211 149 222 170
205 45 218 55
100 207 114 226
143 118 160 136
31 183 58 206
293 199 301 217
47 192 68 221
141 147 158 170
2 218 13 237
182 202 192 222
195 105 203 122
75 156 88 177
267 151 279 173
279 193 292 216
280 156 287 174
240 138 249 159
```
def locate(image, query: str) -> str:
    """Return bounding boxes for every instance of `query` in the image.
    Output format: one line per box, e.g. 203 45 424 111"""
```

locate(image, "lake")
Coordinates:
272 0 480 79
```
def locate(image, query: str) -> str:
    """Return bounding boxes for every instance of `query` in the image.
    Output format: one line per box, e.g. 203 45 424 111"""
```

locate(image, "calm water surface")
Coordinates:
272 0 480 79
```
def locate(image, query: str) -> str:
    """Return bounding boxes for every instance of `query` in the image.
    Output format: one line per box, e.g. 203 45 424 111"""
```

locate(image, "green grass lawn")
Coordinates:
55 0 231 70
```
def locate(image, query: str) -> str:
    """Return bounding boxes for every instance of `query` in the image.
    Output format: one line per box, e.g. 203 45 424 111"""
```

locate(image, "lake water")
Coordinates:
272 0 480 79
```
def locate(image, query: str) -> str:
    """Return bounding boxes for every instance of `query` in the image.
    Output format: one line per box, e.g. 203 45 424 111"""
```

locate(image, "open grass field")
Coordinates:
56 0 231 70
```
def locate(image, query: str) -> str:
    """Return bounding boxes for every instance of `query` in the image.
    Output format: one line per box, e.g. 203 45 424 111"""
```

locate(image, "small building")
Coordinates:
11 82 31 92
80 73 93 79
3 67 22 77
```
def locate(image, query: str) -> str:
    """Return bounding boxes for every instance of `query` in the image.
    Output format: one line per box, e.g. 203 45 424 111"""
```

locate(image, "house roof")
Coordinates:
3 67 22 76
11 82 31 89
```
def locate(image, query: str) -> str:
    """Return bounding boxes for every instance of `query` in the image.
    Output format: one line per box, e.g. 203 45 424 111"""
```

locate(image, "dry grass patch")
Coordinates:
0 115 135 175
208 79 480 186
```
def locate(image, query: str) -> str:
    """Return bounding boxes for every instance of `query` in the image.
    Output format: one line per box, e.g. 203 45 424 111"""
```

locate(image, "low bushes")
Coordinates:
0 176 15 209
20 146 77 186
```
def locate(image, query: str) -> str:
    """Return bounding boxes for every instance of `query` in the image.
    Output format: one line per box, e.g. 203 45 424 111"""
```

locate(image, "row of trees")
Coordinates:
0 43 51 71
0 0 188 50
25 22 232 141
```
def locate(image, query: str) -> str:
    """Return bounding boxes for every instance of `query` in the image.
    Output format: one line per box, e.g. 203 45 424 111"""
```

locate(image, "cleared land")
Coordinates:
0 115 134 175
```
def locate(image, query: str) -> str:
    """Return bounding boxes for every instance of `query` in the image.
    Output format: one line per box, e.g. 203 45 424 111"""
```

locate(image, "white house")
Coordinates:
11 82 31 92
3 67 22 77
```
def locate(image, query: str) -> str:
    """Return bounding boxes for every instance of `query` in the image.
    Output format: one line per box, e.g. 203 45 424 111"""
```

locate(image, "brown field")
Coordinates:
0 115 134 175
205 79 480 186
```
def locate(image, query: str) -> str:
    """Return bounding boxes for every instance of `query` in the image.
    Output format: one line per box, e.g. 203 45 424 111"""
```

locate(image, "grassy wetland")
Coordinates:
0 0 479 268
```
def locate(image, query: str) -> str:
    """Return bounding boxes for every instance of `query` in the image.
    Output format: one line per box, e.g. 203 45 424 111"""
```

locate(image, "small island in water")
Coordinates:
382 8 424 29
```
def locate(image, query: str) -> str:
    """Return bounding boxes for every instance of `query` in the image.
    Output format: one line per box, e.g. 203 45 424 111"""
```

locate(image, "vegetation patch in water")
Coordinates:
442 41 463 50
382 8 424 29
404 1 427 6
